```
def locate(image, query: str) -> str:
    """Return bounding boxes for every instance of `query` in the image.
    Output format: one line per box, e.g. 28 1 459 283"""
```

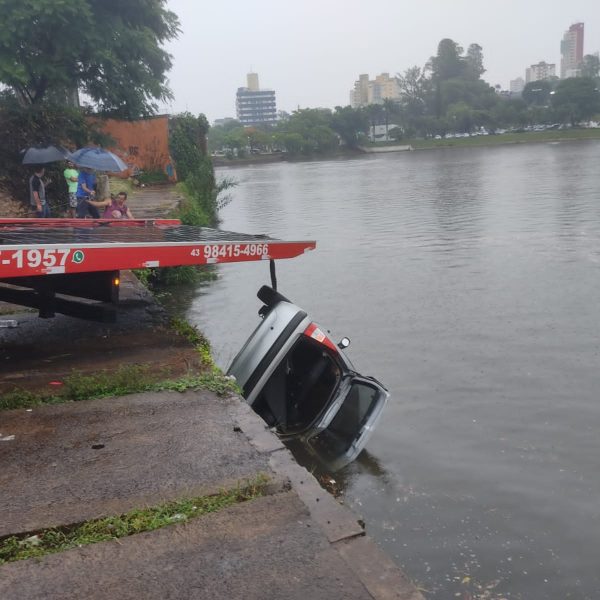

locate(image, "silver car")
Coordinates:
228 286 389 470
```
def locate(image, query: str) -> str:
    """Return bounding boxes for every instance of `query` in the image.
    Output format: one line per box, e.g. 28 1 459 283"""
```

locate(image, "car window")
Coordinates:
308 381 380 460
252 337 342 433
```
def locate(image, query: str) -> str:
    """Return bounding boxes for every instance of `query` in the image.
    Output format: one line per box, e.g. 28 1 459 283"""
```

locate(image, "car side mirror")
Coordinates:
338 337 350 349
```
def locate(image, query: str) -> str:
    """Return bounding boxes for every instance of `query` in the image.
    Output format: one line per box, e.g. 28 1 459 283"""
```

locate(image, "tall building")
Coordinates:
561 22 584 78
510 77 525 93
236 73 277 125
350 73 400 108
350 74 370 107
525 61 556 83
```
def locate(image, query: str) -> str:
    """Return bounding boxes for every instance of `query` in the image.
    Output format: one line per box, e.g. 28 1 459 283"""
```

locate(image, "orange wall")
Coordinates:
96 115 177 181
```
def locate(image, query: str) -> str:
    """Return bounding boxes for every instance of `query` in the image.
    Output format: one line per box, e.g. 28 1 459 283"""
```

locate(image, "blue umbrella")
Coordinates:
22 145 72 165
71 147 128 172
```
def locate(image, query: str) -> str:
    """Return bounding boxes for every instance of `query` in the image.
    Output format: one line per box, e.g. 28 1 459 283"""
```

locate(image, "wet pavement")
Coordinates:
0 388 423 600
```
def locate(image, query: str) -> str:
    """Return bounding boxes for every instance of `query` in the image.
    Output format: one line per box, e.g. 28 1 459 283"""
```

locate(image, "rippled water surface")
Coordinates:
178 141 600 599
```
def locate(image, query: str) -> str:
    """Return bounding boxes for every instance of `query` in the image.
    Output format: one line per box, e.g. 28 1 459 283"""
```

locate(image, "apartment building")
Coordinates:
510 77 525 93
561 22 584 78
525 61 556 83
236 73 277 125
350 73 400 108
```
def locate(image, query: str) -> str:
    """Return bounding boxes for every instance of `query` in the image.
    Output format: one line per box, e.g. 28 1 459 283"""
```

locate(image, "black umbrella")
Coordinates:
21 145 72 165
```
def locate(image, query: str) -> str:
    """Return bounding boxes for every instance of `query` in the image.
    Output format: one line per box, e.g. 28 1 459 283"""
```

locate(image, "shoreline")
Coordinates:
212 129 600 167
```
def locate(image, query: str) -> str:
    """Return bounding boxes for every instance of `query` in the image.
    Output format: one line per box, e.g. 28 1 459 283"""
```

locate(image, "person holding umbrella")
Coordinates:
75 167 100 218
22 145 71 218
71 147 128 218
29 166 50 218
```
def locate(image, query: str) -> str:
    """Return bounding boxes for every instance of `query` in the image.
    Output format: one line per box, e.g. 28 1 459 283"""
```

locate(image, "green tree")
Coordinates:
330 105 368 147
447 102 475 132
382 98 400 137
365 103 385 139
465 44 485 79
246 127 273 152
0 0 179 117
222 128 249 156
489 97 527 129
169 113 209 180
581 54 600 82
274 132 304 155
522 80 553 106
552 77 600 125
208 120 242 152
276 108 339 154
439 78 497 113
0 94 107 208
397 67 429 115
430 39 465 81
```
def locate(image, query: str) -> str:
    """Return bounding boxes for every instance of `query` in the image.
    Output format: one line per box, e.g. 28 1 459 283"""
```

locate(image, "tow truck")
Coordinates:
0 218 316 322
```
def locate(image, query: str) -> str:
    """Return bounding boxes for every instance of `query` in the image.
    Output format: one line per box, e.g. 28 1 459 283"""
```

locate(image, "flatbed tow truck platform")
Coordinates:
0 218 316 322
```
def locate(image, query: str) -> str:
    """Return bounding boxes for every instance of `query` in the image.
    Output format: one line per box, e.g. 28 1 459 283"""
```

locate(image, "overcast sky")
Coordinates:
162 0 600 122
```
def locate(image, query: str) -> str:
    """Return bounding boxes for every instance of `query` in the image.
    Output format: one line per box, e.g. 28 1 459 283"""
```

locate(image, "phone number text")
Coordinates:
192 243 269 260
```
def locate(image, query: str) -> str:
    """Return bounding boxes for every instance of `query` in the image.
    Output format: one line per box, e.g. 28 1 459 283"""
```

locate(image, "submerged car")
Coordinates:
227 286 389 471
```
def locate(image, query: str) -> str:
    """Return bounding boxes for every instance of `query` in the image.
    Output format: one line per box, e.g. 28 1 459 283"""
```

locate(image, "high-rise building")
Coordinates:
510 77 525 93
525 61 556 83
350 73 400 108
561 22 584 78
350 74 370 107
236 73 277 125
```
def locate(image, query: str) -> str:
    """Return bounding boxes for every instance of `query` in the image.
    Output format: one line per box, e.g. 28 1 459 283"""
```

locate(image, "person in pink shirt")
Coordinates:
86 191 134 219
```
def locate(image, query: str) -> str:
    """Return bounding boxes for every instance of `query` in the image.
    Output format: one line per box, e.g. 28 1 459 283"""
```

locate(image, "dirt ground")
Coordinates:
0 272 202 395
0 186 28 218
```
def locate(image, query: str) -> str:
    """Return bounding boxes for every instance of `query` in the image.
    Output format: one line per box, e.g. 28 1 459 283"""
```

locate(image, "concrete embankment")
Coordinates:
0 184 424 599
0 387 422 599
358 145 413 153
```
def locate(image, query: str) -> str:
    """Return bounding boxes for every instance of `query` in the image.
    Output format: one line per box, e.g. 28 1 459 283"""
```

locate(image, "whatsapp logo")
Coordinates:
72 250 85 264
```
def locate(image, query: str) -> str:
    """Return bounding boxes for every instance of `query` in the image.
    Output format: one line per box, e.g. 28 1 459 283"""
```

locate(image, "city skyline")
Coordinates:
162 0 600 121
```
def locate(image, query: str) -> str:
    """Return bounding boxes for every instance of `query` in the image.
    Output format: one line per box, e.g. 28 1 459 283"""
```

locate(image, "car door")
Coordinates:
301 374 389 471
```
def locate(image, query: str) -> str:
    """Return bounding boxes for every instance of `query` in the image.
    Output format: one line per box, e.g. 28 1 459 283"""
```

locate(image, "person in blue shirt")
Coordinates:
75 168 100 218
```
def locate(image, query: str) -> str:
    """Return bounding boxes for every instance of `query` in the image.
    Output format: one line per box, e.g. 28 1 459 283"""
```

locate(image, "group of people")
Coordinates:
29 162 133 220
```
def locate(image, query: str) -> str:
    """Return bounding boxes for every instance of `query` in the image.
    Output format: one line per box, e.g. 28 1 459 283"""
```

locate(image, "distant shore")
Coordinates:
406 127 600 150
212 128 600 167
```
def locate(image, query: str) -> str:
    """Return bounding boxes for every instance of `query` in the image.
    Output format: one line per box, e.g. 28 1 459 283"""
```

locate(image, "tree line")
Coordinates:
210 39 600 157
0 0 229 228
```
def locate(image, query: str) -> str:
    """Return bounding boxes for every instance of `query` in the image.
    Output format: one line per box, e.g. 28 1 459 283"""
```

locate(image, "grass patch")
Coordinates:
171 316 208 348
0 474 270 565
169 316 213 367
64 364 161 401
0 317 239 411
0 363 239 412
135 170 169 186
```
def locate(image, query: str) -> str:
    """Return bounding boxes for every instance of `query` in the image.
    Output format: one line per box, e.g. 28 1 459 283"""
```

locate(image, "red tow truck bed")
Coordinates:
0 219 316 321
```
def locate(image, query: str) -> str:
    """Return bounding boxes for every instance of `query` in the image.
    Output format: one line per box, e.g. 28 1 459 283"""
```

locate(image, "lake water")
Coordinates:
177 141 600 599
